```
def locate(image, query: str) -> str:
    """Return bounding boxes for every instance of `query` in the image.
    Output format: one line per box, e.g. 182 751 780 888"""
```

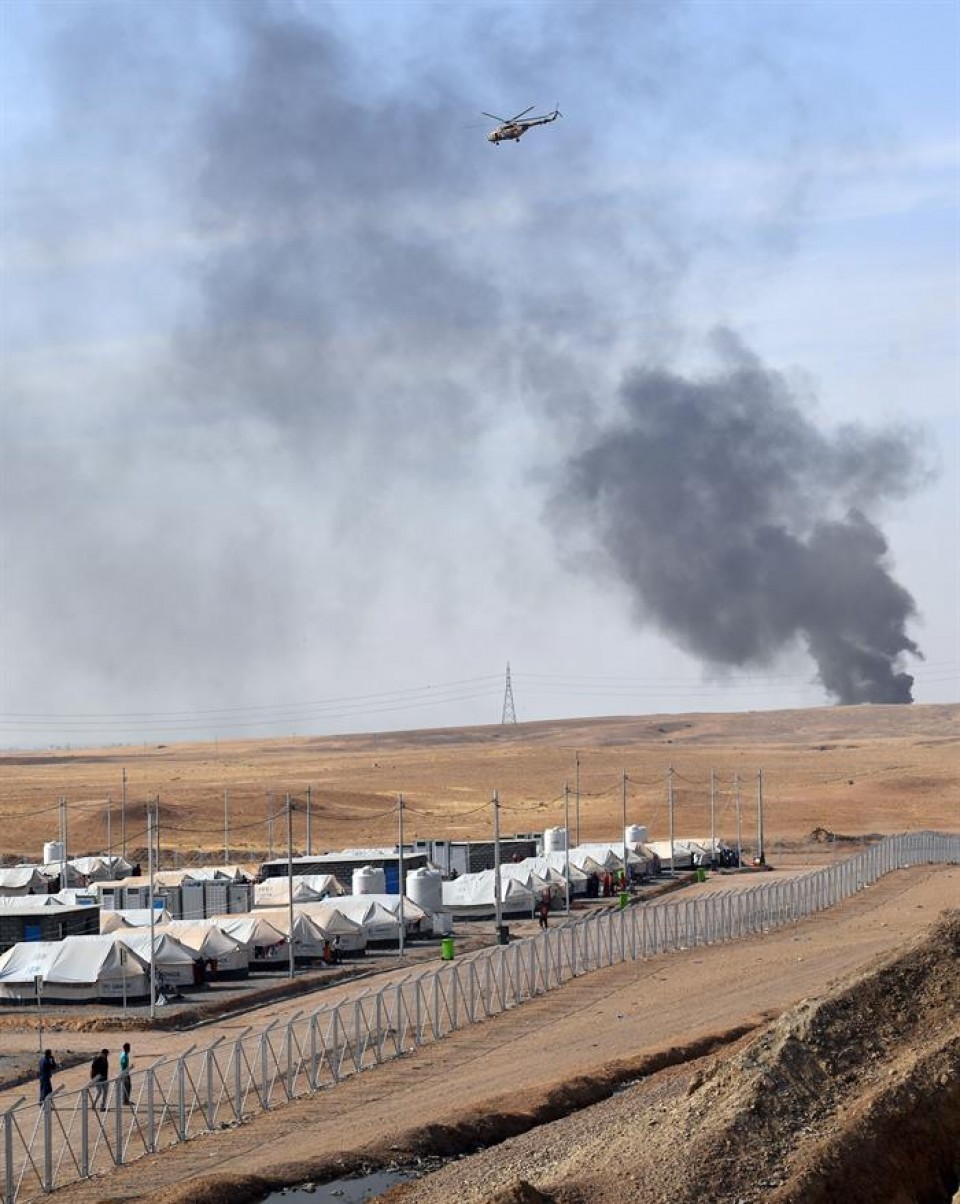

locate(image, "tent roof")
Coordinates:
115 931 199 964
157 920 245 958
207 914 287 948
442 871 534 907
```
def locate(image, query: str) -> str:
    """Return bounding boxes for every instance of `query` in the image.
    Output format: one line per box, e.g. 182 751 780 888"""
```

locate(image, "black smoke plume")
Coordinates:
555 333 922 703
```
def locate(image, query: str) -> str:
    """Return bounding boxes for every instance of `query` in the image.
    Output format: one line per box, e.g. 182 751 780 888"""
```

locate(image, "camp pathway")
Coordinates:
23 862 959 1204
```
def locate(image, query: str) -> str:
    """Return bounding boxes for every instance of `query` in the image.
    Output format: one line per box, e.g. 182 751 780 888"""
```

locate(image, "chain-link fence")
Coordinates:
3 830 957 1202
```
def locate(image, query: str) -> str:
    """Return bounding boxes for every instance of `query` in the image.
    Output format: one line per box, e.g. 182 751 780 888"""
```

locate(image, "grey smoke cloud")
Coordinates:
0 0 932 742
554 333 922 703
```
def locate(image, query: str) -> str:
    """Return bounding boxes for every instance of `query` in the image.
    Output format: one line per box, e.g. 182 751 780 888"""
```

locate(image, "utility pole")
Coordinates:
58 796 66 891
121 768 127 858
148 803 156 1019
267 793 274 861
757 769 765 865
621 770 628 892
563 781 571 915
306 785 313 856
734 773 743 869
492 790 503 941
397 794 405 959
709 769 716 868
224 789 229 865
106 796 112 859
667 767 675 876
286 795 295 980
575 753 581 848
154 794 161 871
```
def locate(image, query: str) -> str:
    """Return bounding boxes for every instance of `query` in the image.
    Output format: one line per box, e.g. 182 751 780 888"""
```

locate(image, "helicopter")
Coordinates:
483 105 562 145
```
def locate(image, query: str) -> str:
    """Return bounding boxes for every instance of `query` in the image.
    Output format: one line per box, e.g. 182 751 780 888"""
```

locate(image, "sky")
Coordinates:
0 0 957 747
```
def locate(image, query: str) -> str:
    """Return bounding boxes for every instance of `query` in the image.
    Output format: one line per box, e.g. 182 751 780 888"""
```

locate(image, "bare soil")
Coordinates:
1 704 957 865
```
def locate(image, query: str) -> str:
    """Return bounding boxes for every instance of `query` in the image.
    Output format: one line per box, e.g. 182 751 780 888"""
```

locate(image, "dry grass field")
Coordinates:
1 703 957 866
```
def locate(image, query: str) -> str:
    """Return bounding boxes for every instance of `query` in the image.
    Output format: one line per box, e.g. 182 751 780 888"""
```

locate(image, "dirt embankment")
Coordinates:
381 911 960 1204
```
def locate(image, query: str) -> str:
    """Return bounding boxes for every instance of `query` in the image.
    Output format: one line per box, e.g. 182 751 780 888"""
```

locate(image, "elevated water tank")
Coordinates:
43 841 65 865
543 827 568 854
406 867 443 915
624 825 648 847
352 865 385 896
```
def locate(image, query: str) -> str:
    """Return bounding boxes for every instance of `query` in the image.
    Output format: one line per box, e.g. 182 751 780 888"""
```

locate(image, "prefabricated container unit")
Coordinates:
625 825 648 847
227 883 253 913
406 867 443 915
43 841 65 865
181 881 205 921
353 865 386 896
542 827 568 854
122 883 152 909
204 881 229 917
156 885 182 919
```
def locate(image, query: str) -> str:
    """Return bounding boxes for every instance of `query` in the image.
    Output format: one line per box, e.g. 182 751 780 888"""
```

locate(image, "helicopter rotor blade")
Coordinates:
482 112 509 123
509 106 536 122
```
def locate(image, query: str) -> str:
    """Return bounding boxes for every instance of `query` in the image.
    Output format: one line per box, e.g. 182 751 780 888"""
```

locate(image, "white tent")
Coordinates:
645 841 695 869
516 854 590 895
158 920 249 974
0 936 149 1002
0 867 49 896
292 903 367 953
113 931 200 987
442 870 536 917
207 914 288 965
325 897 402 941
0 895 65 911
247 907 331 960
254 874 342 906
100 908 173 932
69 856 134 882
348 893 429 933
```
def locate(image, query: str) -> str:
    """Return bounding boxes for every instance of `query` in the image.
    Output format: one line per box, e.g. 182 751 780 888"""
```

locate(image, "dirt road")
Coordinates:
33 862 957 1204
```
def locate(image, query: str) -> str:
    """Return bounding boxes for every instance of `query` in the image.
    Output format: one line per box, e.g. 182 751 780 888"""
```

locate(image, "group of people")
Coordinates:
37 1042 133 1108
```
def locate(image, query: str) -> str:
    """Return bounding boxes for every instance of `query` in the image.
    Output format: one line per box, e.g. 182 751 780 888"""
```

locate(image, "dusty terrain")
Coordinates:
1 704 957 1203
1 703 957 866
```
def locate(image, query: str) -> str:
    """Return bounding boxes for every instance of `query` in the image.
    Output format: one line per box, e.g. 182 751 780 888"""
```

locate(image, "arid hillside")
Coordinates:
1 703 956 865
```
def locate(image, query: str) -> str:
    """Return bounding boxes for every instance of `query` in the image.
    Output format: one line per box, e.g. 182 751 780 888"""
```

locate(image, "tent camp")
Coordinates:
158 920 249 975
644 841 695 869
442 870 536 918
254 874 342 906
0 936 149 1003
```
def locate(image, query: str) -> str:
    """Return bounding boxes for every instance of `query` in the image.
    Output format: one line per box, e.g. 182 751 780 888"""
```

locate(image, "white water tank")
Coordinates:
624 825 648 847
543 827 568 853
352 865 385 896
406 867 443 915
43 841 65 865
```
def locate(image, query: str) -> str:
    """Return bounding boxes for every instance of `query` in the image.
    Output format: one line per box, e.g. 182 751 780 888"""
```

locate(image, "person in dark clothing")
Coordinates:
90 1049 109 1111
537 894 550 930
38 1049 57 1104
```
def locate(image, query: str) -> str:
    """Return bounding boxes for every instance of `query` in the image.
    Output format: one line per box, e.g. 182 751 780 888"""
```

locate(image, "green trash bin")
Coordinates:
441 937 455 960
696 868 707 883
619 891 629 910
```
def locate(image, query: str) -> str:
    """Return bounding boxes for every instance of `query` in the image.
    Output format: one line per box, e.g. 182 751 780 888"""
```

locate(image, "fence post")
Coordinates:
42 1094 53 1192
80 1081 90 1177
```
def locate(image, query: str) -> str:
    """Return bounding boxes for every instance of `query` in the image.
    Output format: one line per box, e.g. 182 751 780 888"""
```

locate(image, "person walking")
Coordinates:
38 1049 57 1105
537 894 550 930
90 1048 109 1111
119 1042 132 1105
